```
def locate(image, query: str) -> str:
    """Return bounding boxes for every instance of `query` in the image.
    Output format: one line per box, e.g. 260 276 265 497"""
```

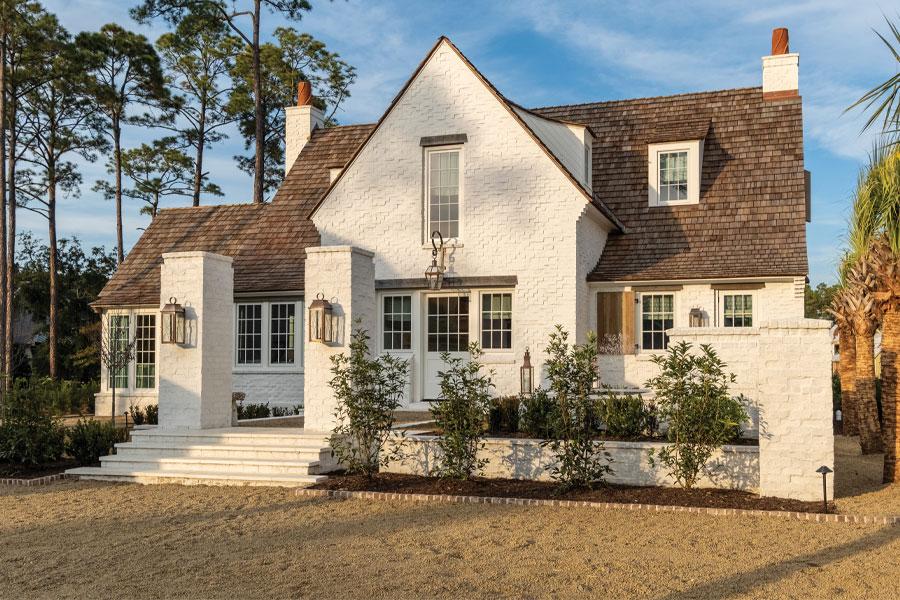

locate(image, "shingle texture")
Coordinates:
535 87 808 282
94 124 373 307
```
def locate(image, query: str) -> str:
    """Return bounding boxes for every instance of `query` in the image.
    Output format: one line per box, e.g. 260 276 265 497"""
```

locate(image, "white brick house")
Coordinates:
94 32 811 415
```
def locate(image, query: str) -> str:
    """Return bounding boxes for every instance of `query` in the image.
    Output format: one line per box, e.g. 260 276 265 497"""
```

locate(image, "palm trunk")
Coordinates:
251 0 263 204
856 331 883 454
839 325 859 435
48 179 58 379
113 121 124 264
881 304 899 482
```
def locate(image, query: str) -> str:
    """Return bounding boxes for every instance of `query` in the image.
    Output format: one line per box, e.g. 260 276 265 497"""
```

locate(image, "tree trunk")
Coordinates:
882 304 899 483
4 99 16 383
48 179 58 379
855 331 883 454
0 28 7 391
839 325 858 435
113 121 124 264
193 98 206 207
251 0 263 204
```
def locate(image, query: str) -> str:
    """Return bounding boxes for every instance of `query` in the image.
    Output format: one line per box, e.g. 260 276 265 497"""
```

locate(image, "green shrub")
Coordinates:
271 404 303 417
646 341 750 489
145 404 158 425
236 402 271 420
14 378 98 415
328 327 409 476
488 396 520 434
66 419 124 466
431 344 494 479
519 391 560 438
601 391 649 438
0 383 66 465
129 404 146 426
540 327 612 490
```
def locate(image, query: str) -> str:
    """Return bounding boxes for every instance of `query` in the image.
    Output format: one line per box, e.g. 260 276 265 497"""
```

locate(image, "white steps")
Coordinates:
66 427 335 488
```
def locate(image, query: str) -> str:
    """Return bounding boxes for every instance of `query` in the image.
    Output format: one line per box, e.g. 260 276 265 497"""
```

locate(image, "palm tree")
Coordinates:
830 284 859 436
848 16 900 140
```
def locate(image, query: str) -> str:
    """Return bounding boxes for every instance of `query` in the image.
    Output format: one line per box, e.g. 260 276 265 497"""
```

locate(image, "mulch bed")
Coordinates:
312 472 827 513
0 459 79 480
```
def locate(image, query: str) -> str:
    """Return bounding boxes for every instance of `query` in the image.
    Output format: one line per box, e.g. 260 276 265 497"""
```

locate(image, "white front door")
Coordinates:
422 294 471 400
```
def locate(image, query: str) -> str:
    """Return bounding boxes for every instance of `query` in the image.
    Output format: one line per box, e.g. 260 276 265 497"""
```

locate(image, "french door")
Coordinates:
422 294 470 400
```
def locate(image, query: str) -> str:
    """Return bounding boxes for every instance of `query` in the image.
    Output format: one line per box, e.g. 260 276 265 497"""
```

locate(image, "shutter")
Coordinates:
597 291 636 355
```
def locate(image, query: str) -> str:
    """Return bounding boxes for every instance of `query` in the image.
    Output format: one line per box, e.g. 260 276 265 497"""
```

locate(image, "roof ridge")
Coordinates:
532 86 764 112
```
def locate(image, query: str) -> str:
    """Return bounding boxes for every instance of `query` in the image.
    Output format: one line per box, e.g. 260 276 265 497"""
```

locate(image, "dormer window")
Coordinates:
426 147 462 240
648 140 702 206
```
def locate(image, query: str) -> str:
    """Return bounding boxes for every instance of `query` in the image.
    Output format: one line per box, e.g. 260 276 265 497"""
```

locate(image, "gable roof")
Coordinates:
535 87 808 282
308 36 624 232
94 124 372 308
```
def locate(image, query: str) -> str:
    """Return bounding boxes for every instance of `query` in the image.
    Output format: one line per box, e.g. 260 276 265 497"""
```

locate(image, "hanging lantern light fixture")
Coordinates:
308 292 333 343
520 347 534 396
160 297 186 344
424 230 446 291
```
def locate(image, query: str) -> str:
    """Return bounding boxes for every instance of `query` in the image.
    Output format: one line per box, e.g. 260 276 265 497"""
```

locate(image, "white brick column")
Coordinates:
757 319 834 501
158 252 234 430
303 246 375 432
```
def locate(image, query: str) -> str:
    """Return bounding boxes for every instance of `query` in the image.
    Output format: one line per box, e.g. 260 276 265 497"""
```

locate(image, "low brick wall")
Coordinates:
385 434 759 492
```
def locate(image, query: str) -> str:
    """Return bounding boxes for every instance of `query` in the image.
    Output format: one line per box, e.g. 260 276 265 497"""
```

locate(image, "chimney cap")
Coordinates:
297 81 312 107
771 27 789 55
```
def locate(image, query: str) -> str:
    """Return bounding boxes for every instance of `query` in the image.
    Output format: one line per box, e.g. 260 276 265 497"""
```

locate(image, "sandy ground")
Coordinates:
1 435 898 599
834 435 900 515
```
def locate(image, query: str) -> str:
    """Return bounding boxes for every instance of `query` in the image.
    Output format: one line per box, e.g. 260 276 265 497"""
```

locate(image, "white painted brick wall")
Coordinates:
232 372 304 409
667 319 833 501
285 105 323 175
313 41 611 398
158 252 234 430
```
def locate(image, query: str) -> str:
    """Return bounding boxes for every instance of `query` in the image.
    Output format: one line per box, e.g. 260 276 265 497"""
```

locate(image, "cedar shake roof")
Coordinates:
535 87 808 282
94 124 373 308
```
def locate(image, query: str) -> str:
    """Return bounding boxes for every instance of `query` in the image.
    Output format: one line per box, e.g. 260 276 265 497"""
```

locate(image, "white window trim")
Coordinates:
103 308 160 393
636 292 678 354
648 140 702 207
233 300 304 373
478 290 514 354
423 145 464 245
719 291 756 328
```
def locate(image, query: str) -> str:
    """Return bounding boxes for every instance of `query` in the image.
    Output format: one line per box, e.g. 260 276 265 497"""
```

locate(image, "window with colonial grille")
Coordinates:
108 314 130 389
236 304 262 365
481 293 512 350
658 151 688 203
723 294 753 327
641 294 674 351
383 295 412 351
427 149 460 239
270 303 296 364
427 295 469 352
134 314 156 388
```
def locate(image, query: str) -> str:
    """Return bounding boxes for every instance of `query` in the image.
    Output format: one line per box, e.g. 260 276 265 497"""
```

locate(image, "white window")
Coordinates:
269 303 297 364
134 314 156 389
722 294 754 327
648 140 702 206
481 292 512 350
426 148 461 240
236 304 263 365
641 294 674 351
383 295 412 351
107 314 130 389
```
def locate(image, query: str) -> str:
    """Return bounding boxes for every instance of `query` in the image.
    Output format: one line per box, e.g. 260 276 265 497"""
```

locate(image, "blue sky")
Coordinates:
36 0 898 284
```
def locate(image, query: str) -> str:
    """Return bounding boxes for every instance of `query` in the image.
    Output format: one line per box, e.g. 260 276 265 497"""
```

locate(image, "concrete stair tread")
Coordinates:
66 466 327 485
115 441 328 453
101 455 321 468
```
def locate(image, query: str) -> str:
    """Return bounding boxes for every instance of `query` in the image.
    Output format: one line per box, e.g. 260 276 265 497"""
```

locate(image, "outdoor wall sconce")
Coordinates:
160 297 186 344
520 347 534 396
424 230 446 290
689 307 705 328
308 292 334 343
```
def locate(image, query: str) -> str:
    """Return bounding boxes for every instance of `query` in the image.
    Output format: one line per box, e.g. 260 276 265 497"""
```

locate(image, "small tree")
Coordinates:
541 326 612 490
430 343 493 479
98 314 136 426
646 341 749 489
328 327 408 477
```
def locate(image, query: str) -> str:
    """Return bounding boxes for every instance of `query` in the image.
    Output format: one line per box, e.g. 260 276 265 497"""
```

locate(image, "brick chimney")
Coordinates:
762 27 799 100
284 81 324 175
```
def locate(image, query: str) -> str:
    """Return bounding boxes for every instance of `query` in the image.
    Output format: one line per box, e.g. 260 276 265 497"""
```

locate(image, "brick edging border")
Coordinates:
0 473 69 487
295 488 900 526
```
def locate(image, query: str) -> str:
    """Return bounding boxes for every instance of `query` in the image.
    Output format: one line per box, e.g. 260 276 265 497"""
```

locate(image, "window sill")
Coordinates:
233 367 304 375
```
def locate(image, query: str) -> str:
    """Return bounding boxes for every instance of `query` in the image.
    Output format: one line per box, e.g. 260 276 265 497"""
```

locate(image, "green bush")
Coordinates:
66 419 124 466
488 396 520 434
0 382 67 465
601 391 649 438
145 404 158 425
646 341 750 489
129 404 146 426
431 344 494 479
519 391 560 438
15 378 98 415
271 404 303 417
236 402 271 420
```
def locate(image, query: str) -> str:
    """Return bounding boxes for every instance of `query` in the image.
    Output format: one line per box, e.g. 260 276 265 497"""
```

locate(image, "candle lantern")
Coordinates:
520 347 534 396
160 297 186 344
308 292 333 343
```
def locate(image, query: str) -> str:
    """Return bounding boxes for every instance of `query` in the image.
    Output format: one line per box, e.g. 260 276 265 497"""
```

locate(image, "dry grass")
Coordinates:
1 478 898 599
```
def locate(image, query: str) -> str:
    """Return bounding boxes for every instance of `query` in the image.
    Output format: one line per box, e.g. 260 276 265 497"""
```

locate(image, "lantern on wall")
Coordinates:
308 292 333 343
161 297 186 344
424 230 446 291
520 347 534 396
689 307 705 328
